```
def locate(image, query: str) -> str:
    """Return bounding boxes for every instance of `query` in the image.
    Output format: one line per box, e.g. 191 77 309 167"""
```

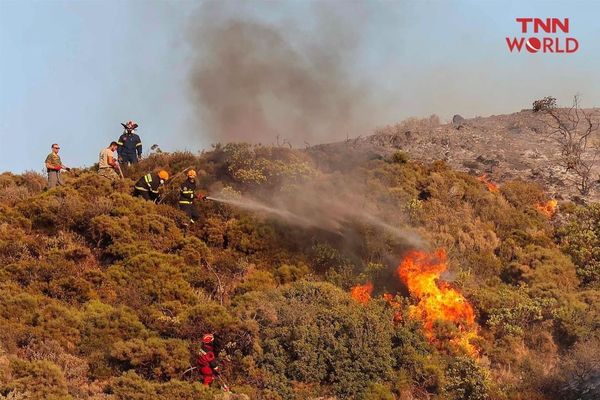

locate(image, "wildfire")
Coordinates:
397 249 479 356
536 199 558 218
350 285 403 322
349 282 373 305
477 174 499 193
347 250 480 356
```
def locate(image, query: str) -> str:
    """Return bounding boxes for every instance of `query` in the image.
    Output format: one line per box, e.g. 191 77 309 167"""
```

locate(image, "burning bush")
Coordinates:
476 174 499 193
536 199 558 215
349 282 373 304
398 249 480 356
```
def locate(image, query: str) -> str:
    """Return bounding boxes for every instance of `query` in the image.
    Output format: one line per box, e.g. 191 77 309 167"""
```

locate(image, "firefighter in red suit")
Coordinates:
197 333 220 385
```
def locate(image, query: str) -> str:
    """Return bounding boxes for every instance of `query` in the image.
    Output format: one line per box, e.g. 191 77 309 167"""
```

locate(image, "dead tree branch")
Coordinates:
541 95 600 195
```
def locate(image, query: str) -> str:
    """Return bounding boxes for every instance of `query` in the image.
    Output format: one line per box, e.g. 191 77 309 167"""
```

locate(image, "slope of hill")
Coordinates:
310 110 600 202
0 135 599 399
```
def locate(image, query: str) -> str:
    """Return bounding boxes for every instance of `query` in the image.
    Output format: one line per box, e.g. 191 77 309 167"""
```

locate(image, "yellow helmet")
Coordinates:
158 170 169 181
187 169 197 179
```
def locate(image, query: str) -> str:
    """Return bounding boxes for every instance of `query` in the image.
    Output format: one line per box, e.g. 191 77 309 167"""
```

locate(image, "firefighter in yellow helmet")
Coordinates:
179 169 207 223
133 170 169 202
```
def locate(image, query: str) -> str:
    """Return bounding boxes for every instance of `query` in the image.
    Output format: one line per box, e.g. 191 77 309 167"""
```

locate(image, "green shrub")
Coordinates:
79 301 147 378
444 357 489 400
258 281 395 398
110 337 190 380
3 359 71 400
557 203 600 287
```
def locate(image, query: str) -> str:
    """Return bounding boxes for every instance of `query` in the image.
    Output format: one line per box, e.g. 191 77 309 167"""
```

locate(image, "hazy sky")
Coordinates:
1 0 599 173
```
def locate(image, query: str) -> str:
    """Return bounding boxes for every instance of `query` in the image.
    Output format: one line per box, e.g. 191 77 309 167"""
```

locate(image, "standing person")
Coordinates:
98 142 121 181
117 121 142 165
178 170 207 224
44 143 69 188
196 333 224 387
133 170 169 202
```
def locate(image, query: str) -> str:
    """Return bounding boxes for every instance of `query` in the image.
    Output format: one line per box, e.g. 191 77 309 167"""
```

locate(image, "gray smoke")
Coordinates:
187 2 423 253
210 174 424 250
188 2 381 145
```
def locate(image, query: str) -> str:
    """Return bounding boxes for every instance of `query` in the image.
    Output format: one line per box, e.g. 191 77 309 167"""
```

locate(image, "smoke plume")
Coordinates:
210 170 424 250
188 3 380 145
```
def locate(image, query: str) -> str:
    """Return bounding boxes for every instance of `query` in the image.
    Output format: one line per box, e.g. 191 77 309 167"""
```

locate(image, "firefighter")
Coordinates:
197 333 222 386
117 120 142 165
44 143 70 188
98 141 121 181
179 169 207 223
133 170 169 202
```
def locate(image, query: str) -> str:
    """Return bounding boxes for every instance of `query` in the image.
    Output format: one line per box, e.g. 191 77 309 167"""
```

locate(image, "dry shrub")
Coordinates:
375 114 441 135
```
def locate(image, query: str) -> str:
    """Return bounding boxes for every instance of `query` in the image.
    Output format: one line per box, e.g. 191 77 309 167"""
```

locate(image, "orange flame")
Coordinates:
350 282 373 305
397 249 479 356
477 174 499 193
535 199 558 218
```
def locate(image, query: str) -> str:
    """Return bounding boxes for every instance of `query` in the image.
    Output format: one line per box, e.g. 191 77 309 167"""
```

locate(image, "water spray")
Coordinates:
204 194 422 247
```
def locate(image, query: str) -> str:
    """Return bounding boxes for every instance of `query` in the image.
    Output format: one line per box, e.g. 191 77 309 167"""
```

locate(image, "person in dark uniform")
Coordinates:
133 170 169 202
178 169 207 223
117 120 142 165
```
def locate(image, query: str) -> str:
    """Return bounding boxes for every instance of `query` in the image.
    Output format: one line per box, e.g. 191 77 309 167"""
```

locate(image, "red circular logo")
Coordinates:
525 37 541 53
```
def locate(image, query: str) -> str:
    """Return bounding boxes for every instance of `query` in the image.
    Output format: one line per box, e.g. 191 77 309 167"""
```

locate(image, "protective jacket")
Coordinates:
117 132 142 158
179 178 197 205
197 343 219 385
134 173 162 200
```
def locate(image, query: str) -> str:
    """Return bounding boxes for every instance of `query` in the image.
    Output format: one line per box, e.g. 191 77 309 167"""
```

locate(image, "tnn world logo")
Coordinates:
506 18 579 53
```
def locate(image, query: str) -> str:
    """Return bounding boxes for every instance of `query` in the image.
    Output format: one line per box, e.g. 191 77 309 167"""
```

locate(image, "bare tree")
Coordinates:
542 95 600 195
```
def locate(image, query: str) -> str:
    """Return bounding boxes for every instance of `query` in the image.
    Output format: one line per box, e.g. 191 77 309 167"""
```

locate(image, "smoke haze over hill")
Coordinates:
187 3 386 145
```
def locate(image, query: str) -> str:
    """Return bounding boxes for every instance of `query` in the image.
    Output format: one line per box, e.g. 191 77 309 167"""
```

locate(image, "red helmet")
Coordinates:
202 333 214 344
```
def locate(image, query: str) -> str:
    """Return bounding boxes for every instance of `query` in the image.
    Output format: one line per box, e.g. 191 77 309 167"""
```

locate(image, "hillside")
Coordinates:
0 122 599 399
310 110 600 202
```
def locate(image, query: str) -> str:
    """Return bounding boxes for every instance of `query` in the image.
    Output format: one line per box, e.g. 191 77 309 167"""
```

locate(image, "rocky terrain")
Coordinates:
309 110 600 202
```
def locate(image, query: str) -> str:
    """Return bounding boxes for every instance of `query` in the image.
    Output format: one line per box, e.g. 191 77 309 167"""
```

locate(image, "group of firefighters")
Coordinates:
44 122 223 387
45 121 206 224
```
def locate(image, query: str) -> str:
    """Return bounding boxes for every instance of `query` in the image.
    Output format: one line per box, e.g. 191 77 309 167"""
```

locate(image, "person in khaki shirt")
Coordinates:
98 142 121 181
45 143 70 188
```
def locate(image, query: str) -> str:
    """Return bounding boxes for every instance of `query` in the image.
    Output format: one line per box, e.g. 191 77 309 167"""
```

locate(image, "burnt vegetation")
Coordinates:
535 95 600 195
0 143 599 400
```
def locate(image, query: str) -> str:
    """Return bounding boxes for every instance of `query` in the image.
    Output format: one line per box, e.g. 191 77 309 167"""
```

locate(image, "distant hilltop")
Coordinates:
309 108 600 202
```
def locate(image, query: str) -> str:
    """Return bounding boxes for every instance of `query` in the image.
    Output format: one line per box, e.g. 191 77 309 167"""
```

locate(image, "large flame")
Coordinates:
349 282 373 305
397 249 479 355
535 199 558 218
477 174 499 193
